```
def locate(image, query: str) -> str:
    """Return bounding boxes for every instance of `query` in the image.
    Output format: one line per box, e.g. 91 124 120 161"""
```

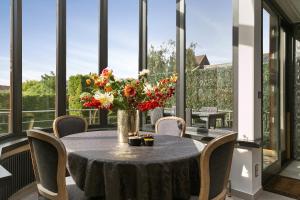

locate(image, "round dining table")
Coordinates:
61 131 205 200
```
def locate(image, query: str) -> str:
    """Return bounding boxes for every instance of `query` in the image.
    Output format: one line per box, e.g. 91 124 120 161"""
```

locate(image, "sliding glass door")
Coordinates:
262 7 281 177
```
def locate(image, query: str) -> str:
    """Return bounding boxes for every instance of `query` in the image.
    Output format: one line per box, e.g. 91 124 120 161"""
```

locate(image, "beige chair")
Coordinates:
191 133 237 200
53 115 88 138
155 116 186 137
27 129 86 200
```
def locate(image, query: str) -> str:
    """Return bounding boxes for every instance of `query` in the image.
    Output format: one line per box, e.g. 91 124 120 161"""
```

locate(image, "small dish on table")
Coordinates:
140 134 154 146
128 136 142 146
144 138 154 146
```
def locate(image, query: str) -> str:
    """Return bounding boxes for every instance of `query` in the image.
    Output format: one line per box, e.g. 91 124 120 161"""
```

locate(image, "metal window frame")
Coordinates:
3 0 190 138
232 0 239 132
99 0 108 126
10 0 22 135
139 0 147 71
176 0 186 119
139 0 147 127
56 0 67 118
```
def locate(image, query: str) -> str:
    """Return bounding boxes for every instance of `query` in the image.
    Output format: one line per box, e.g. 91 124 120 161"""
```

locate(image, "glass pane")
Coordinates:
22 0 56 130
145 0 176 130
67 0 99 125
262 8 279 169
0 0 10 134
108 0 139 125
185 0 233 129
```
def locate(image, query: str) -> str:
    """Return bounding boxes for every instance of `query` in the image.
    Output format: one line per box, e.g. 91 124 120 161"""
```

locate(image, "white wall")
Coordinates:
231 0 262 196
230 147 262 195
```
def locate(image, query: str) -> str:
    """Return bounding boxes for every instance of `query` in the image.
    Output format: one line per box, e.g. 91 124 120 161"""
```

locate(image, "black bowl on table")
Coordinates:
128 136 142 146
144 138 154 146
140 134 154 145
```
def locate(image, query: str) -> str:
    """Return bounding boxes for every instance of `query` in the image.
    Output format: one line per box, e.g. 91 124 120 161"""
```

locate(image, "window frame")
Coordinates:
2 0 187 139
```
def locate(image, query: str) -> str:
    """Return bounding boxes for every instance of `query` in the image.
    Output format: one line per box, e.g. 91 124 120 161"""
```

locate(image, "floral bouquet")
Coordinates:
80 68 177 112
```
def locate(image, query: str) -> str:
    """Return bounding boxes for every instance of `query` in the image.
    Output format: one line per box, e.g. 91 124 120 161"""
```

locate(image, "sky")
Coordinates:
0 0 233 85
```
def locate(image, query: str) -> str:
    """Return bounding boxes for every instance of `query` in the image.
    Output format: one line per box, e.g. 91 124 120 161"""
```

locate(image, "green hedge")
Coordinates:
67 74 91 116
0 68 235 133
186 66 233 111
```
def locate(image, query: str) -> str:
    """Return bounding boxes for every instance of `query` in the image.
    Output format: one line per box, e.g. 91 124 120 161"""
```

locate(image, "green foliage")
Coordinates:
186 66 233 110
148 41 233 111
148 40 176 74
22 71 55 96
0 91 10 133
0 91 9 109
68 74 91 116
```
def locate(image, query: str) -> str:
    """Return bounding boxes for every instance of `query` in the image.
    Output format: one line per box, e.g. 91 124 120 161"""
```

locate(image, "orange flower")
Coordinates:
86 79 91 86
124 85 136 97
105 86 113 92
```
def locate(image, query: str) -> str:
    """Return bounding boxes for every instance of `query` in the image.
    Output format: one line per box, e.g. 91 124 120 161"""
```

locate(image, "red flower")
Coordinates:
82 97 101 109
137 100 160 112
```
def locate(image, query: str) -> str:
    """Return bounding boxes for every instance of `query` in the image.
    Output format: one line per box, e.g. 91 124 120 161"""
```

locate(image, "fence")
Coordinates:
0 109 100 134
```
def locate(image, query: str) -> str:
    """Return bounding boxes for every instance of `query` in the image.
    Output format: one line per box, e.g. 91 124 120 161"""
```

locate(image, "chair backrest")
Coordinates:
27 130 68 200
53 115 88 138
200 107 218 113
155 116 186 137
199 132 237 200
150 107 164 125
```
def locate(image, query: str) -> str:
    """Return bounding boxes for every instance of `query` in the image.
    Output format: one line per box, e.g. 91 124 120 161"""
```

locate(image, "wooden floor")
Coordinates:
9 183 295 200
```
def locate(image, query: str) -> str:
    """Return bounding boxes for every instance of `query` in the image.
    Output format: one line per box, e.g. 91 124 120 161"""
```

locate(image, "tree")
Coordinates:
147 40 176 76
22 71 55 96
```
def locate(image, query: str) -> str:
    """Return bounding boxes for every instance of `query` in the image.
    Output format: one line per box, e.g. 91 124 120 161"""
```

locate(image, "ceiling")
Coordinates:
274 0 300 23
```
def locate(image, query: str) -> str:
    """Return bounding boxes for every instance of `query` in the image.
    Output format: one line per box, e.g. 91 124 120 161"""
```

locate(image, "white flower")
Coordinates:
143 83 153 92
139 69 150 76
94 91 114 108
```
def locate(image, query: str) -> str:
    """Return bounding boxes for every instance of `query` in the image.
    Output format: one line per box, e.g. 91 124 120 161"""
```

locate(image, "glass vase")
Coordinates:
117 109 139 143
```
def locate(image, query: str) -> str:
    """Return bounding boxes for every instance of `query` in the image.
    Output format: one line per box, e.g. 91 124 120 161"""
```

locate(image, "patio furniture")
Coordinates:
155 116 186 137
191 132 237 200
150 107 163 125
53 115 88 138
61 131 205 199
27 129 86 200
196 107 226 129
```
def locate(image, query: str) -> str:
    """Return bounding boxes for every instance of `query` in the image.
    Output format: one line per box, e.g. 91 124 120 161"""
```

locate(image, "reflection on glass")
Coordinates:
0 0 10 134
108 0 139 125
22 0 56 130
185 0 233 129
262 9 279 169
67 0 99 125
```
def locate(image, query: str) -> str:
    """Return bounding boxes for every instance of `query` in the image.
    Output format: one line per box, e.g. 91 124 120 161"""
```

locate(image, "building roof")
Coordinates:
195 55 210 66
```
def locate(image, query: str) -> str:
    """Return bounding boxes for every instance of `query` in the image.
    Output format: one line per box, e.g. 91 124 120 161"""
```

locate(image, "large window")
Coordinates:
262 8 279 169
146 0 176 128
67 0 99 125
0 0 10 134
108 0 139 125
185 0 233 129
22 0 56 130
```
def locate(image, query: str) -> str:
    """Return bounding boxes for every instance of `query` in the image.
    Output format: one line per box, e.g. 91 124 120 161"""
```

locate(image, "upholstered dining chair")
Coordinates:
155 116 186 137
27 129 86 200
191 132 237 200
53 115 88 138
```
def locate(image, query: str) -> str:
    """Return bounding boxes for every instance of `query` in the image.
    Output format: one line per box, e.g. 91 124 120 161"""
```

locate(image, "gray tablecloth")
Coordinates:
61 131 205 200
